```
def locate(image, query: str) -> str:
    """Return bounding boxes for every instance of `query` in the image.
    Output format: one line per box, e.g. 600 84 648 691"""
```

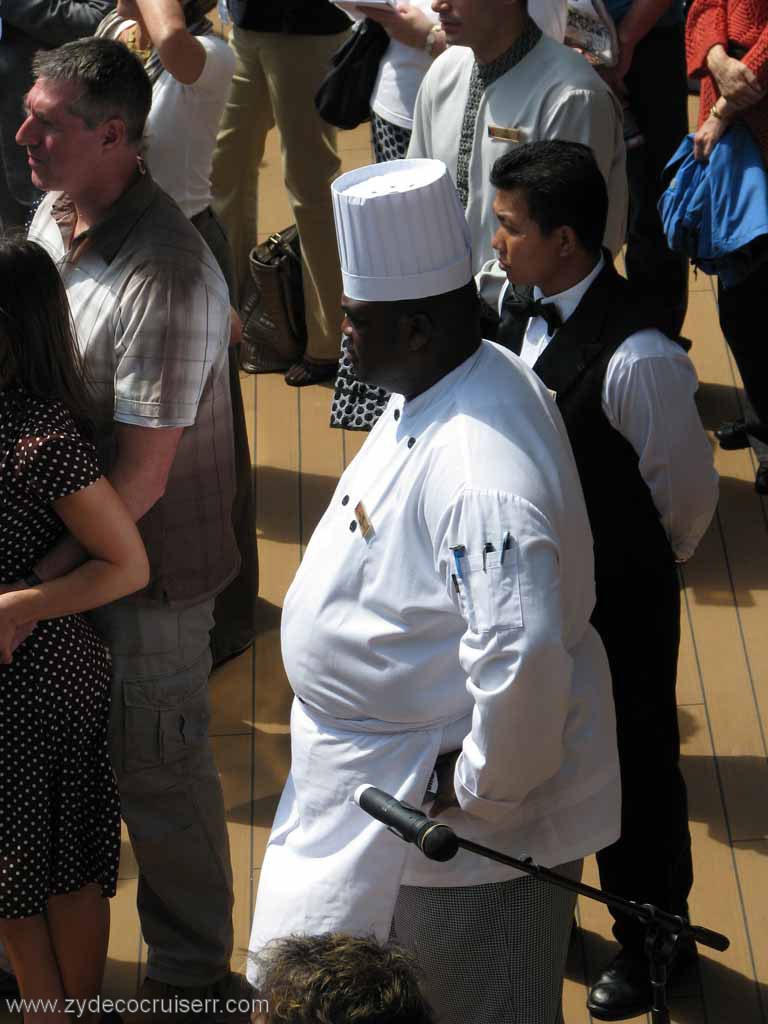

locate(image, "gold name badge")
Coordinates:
354 501 374 539
488 126 523 143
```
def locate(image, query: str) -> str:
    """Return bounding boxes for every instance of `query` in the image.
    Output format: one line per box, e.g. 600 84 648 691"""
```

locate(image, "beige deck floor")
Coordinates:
6 108 767 1023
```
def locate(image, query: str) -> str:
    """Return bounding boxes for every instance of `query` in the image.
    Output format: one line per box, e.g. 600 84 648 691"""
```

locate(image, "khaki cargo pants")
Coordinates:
90 597 234 987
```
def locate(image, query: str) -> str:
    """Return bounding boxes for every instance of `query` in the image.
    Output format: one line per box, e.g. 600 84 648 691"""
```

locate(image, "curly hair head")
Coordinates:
254 934 435 1024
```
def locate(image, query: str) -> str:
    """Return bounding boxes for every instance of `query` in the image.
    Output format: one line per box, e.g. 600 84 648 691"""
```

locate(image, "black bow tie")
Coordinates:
501 290 563 336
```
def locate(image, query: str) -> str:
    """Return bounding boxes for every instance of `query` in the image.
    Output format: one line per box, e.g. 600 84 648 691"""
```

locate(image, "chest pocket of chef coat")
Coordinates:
455 546 524 635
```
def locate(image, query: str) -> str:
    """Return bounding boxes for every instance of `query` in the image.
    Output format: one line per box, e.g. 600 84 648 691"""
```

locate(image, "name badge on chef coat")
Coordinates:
354 500 374 540
488 126 523 143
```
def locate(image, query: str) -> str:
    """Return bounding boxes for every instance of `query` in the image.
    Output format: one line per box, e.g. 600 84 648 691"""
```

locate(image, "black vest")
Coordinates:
499 259 675 581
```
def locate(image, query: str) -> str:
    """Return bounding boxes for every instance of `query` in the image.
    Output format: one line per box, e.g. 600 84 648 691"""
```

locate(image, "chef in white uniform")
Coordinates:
248 159 621 1024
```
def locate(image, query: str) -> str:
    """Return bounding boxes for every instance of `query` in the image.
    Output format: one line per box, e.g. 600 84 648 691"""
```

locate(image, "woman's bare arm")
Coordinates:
0 476 150 662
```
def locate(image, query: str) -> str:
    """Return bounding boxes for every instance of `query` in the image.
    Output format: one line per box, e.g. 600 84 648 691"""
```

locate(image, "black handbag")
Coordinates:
239 226 307 375
314 18 390 131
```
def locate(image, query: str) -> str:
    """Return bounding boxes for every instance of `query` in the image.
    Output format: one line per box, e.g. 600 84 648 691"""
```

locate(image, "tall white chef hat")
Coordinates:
331 159 473 303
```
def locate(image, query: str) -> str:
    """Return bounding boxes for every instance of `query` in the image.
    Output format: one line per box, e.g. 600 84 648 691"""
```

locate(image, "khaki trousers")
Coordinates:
89 597 234 987
211 28 349 362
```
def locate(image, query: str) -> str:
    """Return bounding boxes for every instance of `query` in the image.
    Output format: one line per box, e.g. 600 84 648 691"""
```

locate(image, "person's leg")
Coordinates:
594 568 690 945
90 598 234 990
589 569 693 1018
210 27 275 305
211 344 258 664
260 31 349 370
0 915 66 1024
392 862 582 1024
718 266 768 429
716 266 768 490
190 207 258 665
622 23 690 339
46 885 109 1024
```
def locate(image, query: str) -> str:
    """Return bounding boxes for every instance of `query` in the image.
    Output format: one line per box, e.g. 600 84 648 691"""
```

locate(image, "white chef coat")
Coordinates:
249 340 620 980
504 257 719 562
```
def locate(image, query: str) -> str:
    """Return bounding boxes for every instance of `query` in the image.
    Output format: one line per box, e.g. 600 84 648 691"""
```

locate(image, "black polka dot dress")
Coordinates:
0 390 120 918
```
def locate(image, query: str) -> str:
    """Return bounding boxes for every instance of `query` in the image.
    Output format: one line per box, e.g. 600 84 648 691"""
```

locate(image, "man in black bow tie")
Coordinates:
492 140 719 1022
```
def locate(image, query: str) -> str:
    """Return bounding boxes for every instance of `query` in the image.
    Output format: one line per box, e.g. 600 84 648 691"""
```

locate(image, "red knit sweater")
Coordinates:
686 0 768 162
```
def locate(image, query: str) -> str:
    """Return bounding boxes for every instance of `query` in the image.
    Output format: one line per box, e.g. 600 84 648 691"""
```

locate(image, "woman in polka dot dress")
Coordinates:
0 240 150 1021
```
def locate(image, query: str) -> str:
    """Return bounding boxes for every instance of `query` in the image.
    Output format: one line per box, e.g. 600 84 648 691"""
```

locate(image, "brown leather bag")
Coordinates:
239 226 307 374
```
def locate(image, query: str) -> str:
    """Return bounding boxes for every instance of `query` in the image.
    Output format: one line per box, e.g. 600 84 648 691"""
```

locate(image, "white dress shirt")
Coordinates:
507 257 719 562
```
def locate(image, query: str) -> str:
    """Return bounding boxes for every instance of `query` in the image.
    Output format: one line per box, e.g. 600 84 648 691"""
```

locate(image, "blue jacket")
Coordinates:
659 124 768 288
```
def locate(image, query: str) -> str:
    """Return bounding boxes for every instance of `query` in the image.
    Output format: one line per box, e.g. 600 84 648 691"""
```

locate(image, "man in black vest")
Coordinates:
491 140 719 1021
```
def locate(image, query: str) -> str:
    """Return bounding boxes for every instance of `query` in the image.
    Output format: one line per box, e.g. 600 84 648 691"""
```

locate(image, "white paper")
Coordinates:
334 0 396 12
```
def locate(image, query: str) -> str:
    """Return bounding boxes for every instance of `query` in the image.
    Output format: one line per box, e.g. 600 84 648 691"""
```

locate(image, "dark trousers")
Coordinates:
593 565 693 952
0 111 39 230
191 206 259 664
718 260 768 428
623 23 690 339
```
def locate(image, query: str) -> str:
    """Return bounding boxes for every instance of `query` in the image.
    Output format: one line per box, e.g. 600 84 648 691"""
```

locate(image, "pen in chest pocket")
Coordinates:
501 531 512 564
482 542 494 571
449 544 466 595
450 544 466 579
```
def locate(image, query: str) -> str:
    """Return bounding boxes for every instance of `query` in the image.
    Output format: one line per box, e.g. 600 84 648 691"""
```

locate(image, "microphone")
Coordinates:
354 785 459 862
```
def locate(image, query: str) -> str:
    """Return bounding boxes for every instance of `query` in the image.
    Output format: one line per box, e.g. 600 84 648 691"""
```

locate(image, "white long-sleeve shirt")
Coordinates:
280 340 620 886
509 257 719 561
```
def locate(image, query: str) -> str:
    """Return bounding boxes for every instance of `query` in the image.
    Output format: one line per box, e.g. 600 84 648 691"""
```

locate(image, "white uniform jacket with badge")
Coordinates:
248 341 620 980
409 37 626 301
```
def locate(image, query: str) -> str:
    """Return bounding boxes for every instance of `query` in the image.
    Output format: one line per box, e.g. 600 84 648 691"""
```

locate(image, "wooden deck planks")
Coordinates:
5 109 766 1024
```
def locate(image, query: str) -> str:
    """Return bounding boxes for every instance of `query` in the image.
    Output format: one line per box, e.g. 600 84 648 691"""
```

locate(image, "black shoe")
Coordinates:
587 946 698 1021
756 465 768 495
676 335 693 353
0 967 19 999
587 950 653 1021
715 419 750 450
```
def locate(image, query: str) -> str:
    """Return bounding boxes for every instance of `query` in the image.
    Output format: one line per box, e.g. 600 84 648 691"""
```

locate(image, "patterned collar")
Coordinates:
455 17 543 209
475 17 543 87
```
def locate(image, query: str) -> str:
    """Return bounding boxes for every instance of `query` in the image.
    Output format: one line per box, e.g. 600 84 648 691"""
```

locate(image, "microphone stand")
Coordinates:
449 834 729 1024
